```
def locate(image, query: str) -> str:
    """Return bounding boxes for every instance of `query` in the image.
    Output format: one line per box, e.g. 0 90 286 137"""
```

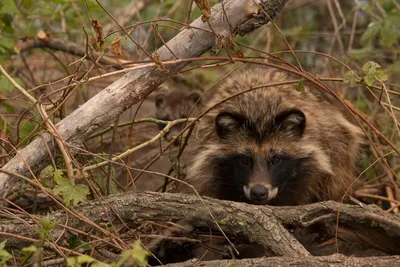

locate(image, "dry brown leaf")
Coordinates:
91 19 105 49
236 50 244 58
112 38 123 57
152 52 166 71
195 0 211 22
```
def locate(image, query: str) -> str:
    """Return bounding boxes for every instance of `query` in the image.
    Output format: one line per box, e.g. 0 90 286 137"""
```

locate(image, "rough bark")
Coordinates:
1 192 400 256
0 0 288 206
161 254 400 267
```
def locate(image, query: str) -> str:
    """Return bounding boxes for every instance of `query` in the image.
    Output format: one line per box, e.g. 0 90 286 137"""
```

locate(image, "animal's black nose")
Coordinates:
250 185 269 201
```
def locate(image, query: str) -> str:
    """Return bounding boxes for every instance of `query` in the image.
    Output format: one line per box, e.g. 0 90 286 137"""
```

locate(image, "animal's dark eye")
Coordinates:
239 158 251 166
270 157 281 165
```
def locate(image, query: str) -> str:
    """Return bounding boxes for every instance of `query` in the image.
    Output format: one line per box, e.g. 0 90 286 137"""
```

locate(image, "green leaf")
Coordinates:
18 119 37 142
0 15 14 36
374 70 388 82
343 70 361 84
35 214 58 243
67 235 91 250
53 169 64 181
92 262 111 267
0 241 12 265
77 255 95 264
364 75 376 86
348 45 373 60
362 61 388 86
385 13 400 28
67 255 110 267
380 21 398 48
0 74 14 92
0 102 14 113
0 0 19 14
130 240 150 266
378 14 400 48
39 165 55 180
67 257 78 266
118 240 149 267
361 21 382 44
296 78 305 92
362 61 380 72
22 245 37 253
54 177 89 206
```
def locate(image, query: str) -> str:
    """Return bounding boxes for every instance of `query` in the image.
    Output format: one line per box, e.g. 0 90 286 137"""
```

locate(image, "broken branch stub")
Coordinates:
0 0 288 206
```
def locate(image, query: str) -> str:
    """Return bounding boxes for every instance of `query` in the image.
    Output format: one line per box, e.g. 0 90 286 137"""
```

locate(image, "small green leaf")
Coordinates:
35 214 58 243
0 241 12 265
380 21 397 48
0 75 14 92
296 78 305 92
131 240 150 266
364 75 376 86
361 21 382 44
39 165 55 180
375 70 388 82
0 0 19 14
362 61 380 72
22 245 37 253
54 178 89 206
362 61 388 86
0 34 14 50
77 255 95 264
378 14 400 48
67 235 91 250
92 262 111 267
343 70 361 84
67 257 77 266
0 102 14 113
119 240 149 267
348 45 373 60
53 169 64 181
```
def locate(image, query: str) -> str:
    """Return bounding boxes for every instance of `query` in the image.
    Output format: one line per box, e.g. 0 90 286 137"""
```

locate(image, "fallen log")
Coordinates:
1 192 400 257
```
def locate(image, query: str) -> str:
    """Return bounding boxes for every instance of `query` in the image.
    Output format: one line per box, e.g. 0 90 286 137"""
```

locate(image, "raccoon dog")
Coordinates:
154 85 201 144
186 67 363 205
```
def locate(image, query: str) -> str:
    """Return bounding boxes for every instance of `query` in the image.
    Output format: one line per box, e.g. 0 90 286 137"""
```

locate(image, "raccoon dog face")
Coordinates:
187 68 362 205
212 108 314 205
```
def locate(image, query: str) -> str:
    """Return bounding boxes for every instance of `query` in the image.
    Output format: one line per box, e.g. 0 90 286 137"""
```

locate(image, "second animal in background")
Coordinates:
154 85 202 145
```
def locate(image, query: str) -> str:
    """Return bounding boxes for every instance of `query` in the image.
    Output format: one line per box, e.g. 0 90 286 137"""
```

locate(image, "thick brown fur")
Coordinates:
186 67 363 205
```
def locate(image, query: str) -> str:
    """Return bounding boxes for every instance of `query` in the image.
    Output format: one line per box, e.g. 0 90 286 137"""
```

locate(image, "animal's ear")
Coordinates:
186 92 201 104
215 112 243 139
274 109 306 137
155 94 165 108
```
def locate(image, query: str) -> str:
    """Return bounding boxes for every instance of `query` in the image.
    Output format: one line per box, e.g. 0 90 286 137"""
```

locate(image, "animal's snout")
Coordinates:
250 184 269 201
